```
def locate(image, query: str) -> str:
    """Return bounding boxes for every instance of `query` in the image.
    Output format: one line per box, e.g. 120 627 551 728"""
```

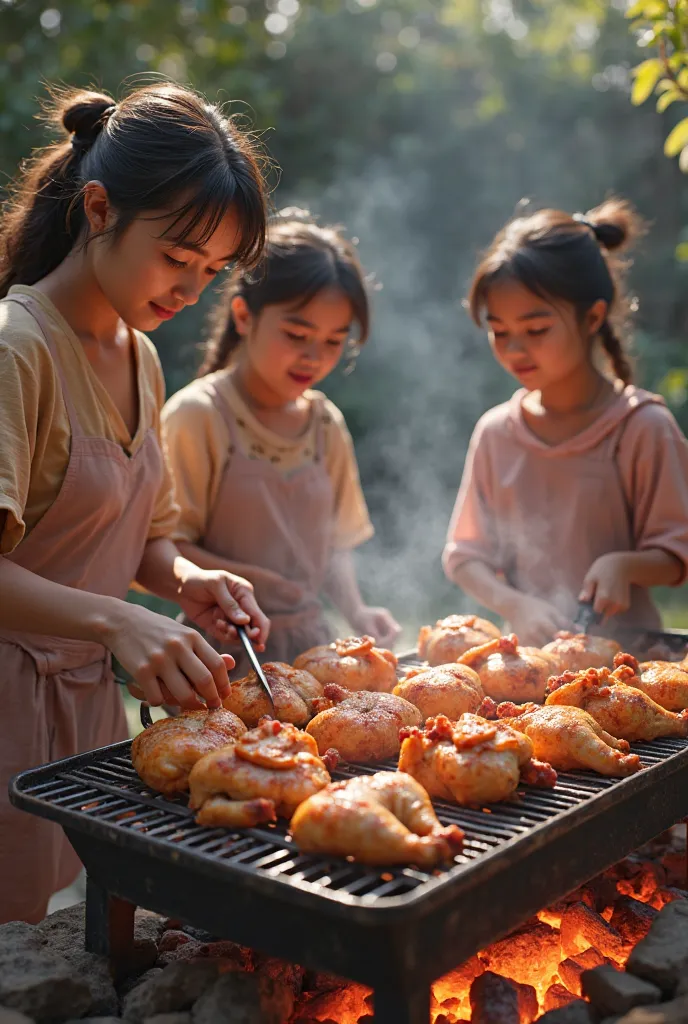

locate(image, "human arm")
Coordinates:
322 549 400 648
579 550 682 619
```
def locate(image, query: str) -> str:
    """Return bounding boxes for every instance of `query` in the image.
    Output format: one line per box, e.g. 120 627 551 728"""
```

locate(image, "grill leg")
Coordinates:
85 875 135 978
373 984 430 1024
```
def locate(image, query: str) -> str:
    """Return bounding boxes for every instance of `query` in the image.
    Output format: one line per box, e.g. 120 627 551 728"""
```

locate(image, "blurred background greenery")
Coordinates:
2 0 688 643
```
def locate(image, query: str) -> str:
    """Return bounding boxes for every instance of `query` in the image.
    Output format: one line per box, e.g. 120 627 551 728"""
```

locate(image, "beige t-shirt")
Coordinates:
0 285 179 555
161 369 374 551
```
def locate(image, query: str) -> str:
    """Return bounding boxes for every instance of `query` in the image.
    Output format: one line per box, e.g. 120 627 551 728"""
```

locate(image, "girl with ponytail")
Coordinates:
443 198 688 644
0 82 270 922
162 208 400 670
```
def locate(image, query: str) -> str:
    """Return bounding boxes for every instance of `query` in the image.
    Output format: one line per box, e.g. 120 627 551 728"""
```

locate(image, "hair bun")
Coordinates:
62 91 115 143
274 206 316 225
583 198 645 253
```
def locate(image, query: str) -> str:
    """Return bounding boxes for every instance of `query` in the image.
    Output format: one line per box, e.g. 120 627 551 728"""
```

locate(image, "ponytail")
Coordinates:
599 320 633 385
198 282 244 375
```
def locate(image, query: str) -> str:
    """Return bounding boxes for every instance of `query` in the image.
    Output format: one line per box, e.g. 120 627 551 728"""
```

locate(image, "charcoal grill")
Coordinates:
10 652 688 1024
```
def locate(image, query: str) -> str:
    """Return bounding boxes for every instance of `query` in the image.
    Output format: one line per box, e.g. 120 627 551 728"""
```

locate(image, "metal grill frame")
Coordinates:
9 654 688 1024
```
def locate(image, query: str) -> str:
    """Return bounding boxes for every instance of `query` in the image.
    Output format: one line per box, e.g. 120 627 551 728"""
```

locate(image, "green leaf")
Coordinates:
678 68 688 90
657 88 682 111
677 242 688 261
659 368 688 405
626 0 669 19
632 58 664 104
665 117 688 156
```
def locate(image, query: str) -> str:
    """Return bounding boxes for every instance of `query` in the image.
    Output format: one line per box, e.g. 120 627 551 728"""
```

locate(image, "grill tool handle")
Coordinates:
574 601 602 634
140 702 153 730
236 624 275 710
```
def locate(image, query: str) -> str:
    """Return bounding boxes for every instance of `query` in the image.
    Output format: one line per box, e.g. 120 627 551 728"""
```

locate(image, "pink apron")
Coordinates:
0 294 163 923
191 380 335 674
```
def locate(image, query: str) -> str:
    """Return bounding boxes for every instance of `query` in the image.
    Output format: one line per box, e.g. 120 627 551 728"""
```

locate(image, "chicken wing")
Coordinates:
393 663 484 721
417 615 501 666
545 665 688 742
188 718 335 827
290 771 464 867
493 702 641 776
398 713 556 806
458 634 557 703
223 662 323 727
293 636 398 693
131 708 247 795
612 652 688 712
542 633 620 673
306 684 421 763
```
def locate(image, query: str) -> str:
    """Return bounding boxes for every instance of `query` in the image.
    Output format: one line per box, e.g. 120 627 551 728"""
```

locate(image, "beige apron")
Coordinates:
193 380 335 674
0 294 163 923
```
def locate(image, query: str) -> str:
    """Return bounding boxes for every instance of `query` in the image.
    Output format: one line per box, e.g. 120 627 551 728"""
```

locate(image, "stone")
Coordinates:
192 973 285 1024
156 941 205 968
0 1008 35 1024
626 899 688 993
63 1019 123 1024
36 903 119 1016
614 996 688 1023
118 969 164 999
0 949 92 1023
536 1001 595 1024
158 932 193 954
0 923 42 956
133 910 167 948
581 965 662 1016
122 962 224 1023
144 1016 193 1024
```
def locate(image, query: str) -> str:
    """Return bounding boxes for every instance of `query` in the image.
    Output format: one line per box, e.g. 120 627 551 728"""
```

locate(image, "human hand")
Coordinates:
177 568 271 649
351 606 402 650
579 553 632 620
506 595 574 647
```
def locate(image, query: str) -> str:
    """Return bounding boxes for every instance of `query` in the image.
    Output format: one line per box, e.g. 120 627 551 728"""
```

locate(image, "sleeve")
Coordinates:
145 346 181 541
161 387 229 545
442 415 501 582
617 402 688 584
322 399 375 551
0 342 41 554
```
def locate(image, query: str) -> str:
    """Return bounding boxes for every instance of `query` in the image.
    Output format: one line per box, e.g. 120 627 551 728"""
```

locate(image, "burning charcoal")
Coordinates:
478 922 561 989
470 971 536 1024
617 860 669 908
0 949 92 1023
198 942 253 970
432 954 484 1017
544 984 577 1012
560 902 627 963
122 961 224 1022
658 887 688 907
610 897 659 945
581 964 662 1016
192 971 290 1023
661 852 688 889
255 959 304 1021
301 970 347 994
612 995 688 1023
293 982 372 1022
558 950 610 996
536 1001 595 1023
626 900 688 994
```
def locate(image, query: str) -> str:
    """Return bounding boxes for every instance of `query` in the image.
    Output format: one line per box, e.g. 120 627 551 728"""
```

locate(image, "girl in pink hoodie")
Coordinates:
443 199 688 646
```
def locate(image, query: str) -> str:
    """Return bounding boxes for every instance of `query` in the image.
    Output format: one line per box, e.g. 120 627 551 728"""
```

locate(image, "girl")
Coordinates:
162 209 400 670
443 199 688 647
0 82 271 923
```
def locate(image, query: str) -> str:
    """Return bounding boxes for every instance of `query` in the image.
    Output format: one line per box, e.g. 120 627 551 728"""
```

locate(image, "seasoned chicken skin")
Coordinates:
542 633 621 674
306 684 421 763
612 652 688 713
398 714 556 806
417 615 501 667
188 719 335 827
223 662 323 727
131 709 247 795
294 636 398 693
290 771 464 868
493 702 641 776
393 664 484 722
545 665 688 742
458 635 557 704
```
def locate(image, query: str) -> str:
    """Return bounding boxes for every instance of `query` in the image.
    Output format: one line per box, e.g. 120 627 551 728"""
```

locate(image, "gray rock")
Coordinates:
144 1015 192 1024
118 969 164 1000
0 949 91 1023
536 1002 595 1024
0 1007 36 1024
626 900 688 993
122 962 223 1023
582 965 662 1016
133 911 166 948
192 973 285 1024
63 1018 123 1024
0 923 42 957
614 996 688 1023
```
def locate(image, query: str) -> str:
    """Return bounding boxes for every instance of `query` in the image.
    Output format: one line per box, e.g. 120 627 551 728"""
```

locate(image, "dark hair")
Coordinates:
199 207 370 376
0 82 268 297
468 198 646 385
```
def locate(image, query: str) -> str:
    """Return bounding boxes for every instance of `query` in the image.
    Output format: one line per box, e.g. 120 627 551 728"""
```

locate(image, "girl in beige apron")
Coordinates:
163 209 400 673
0 82 270 923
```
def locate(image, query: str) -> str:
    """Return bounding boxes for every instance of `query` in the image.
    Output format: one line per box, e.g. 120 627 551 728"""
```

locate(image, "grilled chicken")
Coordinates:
545 665 688 742
290 771 464 868
223 662 323 727
612 652 688 713
306 684 421 763
131 708 246 795
393 663 484 722
458 634 557 704
417 614 501 667
293 636 398 693
188 719 335 827
398 713 556 806
542 632 621 674
493 702 641 776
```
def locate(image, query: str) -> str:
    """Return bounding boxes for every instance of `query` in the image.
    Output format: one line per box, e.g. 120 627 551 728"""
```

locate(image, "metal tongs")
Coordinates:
574 601 602 635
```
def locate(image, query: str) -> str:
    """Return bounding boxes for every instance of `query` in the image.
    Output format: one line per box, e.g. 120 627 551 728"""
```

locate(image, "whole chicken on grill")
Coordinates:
393 664 484 722
491 702 641 776
545 665 688 742
293 636 398 693
188 719 337 828
290 771 464 868
398 714 556 806
222 662 323 727
417 615 501 667
612 653 688 713
131 709 247 795
458 635 557 704
306 684 421 763
542 633 621 674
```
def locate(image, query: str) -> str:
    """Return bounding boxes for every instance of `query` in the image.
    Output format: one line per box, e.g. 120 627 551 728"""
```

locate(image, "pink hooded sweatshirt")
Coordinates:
443 385 688 629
